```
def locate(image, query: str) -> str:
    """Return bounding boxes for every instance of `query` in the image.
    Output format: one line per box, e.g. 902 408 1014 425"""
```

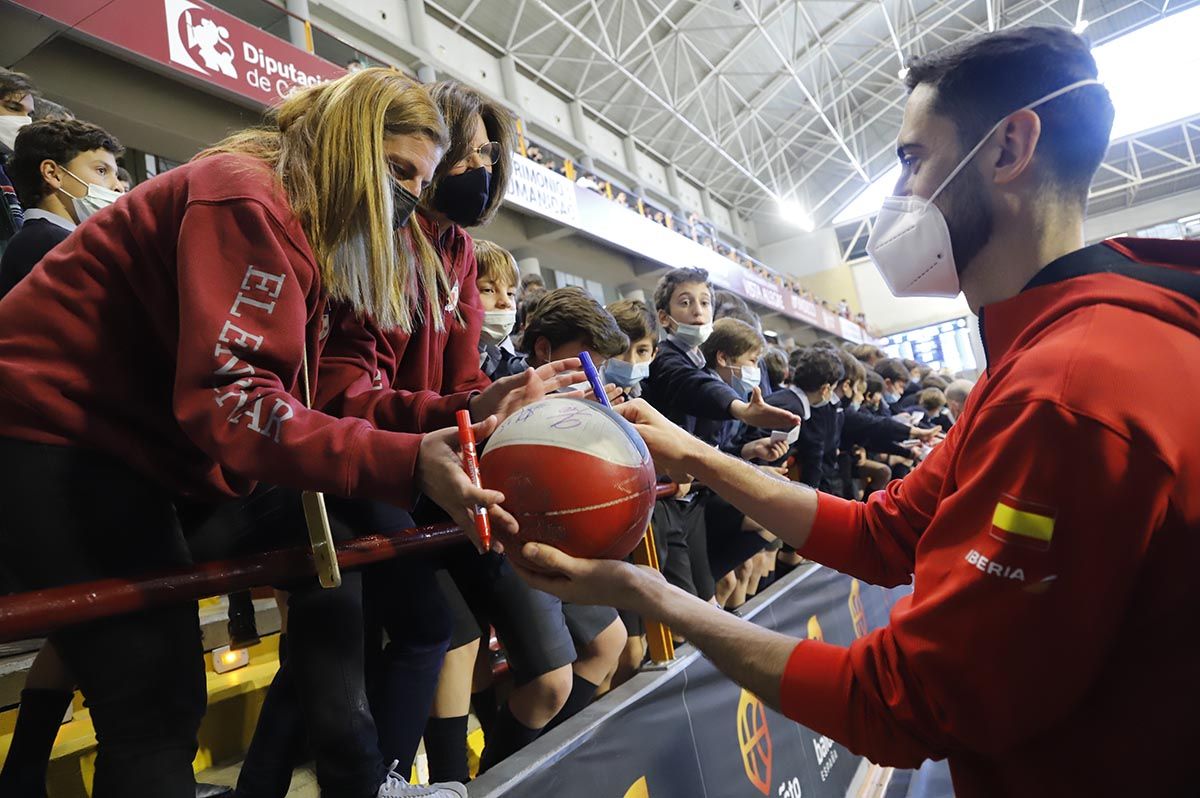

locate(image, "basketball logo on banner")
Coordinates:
807 615 824 642
622 776 651 798
736 689 773 795
848 580 868 639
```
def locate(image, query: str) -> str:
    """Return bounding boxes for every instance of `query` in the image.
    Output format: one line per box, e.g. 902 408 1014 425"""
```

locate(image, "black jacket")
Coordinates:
841 405 912 457
0 217 71 300
642 337 740 445
0 147 24 257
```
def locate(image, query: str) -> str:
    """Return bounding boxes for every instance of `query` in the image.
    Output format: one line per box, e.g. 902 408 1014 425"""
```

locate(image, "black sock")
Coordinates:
540 674 599 735
478 703 541 774
424 715 469 784
470 685 498 738
0 687 73 795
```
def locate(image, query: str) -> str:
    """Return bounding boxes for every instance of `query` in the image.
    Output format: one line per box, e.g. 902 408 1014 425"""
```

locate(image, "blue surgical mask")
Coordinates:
884 391 901 404
673 321 713 348
605 358 650 388
732 364 761 399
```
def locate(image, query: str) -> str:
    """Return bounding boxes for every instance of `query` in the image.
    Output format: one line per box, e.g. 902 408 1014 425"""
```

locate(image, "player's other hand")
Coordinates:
510 542 662 612
613 399 704 481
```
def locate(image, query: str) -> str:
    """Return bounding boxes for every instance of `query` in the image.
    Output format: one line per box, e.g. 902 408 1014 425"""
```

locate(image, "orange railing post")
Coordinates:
631 522 675 664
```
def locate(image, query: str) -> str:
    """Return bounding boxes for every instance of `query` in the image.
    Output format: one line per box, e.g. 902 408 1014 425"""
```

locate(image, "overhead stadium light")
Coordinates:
778 198 815 232
831 5 1200 225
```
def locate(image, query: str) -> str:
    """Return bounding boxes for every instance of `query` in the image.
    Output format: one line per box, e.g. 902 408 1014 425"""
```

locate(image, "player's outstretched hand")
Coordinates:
416 415 517 553
730 387 802 430
613 399 705 481
471 359 584 423
510 542 663 612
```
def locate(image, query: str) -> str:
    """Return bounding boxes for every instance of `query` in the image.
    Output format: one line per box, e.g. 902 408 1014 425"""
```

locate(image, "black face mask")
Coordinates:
393 181 420 229
432 166 491 227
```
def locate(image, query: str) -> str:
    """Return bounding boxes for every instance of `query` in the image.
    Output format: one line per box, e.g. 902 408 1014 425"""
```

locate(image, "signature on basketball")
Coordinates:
548 403 587 430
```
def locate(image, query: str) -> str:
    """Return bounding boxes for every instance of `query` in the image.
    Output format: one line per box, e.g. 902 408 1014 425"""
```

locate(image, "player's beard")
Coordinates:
936 163 995 278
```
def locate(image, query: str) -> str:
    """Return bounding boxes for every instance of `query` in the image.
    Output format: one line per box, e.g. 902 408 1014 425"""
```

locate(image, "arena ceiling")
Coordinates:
423 0 1200 227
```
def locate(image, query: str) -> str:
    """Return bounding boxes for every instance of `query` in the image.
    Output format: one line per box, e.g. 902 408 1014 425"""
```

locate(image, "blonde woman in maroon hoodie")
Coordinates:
0 69 562 798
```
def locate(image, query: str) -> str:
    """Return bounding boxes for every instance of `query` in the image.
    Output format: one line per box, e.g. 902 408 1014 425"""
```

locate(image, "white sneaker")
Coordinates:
377 760 468 798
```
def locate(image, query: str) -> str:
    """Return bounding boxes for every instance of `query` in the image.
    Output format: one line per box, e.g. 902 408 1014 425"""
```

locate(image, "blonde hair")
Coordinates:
700 318 765 368
473 239 518 287
196 68 448 332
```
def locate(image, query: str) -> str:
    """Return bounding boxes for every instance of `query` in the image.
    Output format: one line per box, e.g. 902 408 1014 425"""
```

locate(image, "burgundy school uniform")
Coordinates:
0 153 426 506
780 239 1200 796
315 213 489 428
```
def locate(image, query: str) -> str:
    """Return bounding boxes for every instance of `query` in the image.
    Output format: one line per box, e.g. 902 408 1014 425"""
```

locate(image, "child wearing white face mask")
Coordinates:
0 119 124 299
603 298 658 400
472 239 521 379
641 266 800 436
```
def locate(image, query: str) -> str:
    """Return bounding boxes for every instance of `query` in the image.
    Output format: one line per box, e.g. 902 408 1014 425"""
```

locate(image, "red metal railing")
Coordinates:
0 482 679 643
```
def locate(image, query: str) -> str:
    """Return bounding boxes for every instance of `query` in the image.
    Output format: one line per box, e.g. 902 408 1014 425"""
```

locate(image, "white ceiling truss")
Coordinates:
423 0 1200 226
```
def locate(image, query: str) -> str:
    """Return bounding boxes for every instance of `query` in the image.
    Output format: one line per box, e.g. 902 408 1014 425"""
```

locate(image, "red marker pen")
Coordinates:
456 409 491 551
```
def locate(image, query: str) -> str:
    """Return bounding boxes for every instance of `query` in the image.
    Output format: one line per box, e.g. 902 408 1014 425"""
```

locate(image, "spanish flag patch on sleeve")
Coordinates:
989 494 1056 551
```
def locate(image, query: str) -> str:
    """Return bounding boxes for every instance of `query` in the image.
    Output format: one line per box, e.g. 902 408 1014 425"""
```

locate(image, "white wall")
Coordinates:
513 73 574 141
425 17 506 98
634 150 670 195
583 119 628 172
851 260 971 335
756 228 842 277
708 200 733 235
315 0 412 51
675 178 704 213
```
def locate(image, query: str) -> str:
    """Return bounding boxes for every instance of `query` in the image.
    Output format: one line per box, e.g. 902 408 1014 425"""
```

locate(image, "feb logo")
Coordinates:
622 776 650 798
736 689 773 796
165 0 238 79
807 615 824 642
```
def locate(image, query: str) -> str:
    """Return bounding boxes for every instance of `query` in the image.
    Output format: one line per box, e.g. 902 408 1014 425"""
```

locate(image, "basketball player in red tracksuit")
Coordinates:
514 26 1200 797
0 70 559 798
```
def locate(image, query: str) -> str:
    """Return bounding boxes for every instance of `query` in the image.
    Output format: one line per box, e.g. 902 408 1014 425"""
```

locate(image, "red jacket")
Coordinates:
0 154 425 506
781 239 1200 796
316 213 490 423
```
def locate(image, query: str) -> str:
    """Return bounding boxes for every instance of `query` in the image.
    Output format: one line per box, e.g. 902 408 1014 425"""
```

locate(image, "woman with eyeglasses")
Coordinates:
235 81 582 793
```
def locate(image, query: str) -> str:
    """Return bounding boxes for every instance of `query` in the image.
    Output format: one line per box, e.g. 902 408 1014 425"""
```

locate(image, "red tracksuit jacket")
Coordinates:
0 153 427 506
315 213 490 425
781 238 1200 796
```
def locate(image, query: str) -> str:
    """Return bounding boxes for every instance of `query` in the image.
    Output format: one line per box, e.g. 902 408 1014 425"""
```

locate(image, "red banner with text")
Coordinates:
10 0 345 107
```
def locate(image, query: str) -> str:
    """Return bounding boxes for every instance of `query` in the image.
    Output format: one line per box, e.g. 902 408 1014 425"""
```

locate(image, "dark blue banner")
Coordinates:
473 566 910 798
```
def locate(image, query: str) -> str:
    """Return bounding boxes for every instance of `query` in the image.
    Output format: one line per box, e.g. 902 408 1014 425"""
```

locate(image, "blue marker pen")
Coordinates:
578 351 610 408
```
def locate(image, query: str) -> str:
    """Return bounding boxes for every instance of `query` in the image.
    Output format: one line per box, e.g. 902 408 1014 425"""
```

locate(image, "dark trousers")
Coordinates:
235 500 453 797
0 438 388 798
0 439 206 798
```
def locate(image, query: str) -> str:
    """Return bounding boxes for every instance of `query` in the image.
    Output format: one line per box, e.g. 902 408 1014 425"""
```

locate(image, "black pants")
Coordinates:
0 438 386 798
236 499 454 796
